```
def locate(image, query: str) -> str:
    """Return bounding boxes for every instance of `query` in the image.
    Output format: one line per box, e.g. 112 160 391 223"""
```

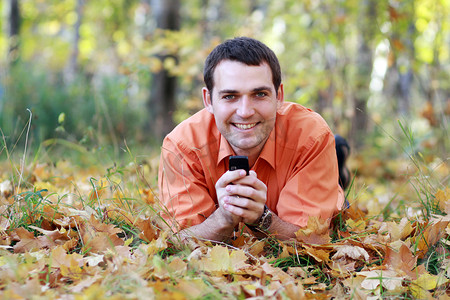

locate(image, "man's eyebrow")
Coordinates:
218 89 239 94
218 86 272 94
252 86 272 92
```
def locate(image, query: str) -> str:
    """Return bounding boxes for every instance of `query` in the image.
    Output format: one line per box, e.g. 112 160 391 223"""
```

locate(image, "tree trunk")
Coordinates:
147 0 180 142
350 0 376 150
65 0 84 83
8 0 21 65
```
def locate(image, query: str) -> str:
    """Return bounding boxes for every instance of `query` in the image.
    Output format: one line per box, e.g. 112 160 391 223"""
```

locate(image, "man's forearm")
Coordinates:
250 213 301 240
173 209 301 242
176 209 238 242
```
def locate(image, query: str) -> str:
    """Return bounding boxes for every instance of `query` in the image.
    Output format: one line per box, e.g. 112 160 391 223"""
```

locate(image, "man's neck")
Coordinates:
232 140 268 168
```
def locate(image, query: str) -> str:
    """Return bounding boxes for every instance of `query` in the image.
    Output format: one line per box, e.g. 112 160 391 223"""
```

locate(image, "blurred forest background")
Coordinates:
0 0 448 162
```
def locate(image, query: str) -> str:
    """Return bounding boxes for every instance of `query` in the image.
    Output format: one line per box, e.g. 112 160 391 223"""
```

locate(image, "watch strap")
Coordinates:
246 205 272 232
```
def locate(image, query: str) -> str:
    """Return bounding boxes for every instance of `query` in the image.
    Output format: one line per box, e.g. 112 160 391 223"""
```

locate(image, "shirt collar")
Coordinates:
256 127 276 169
217 134 235 166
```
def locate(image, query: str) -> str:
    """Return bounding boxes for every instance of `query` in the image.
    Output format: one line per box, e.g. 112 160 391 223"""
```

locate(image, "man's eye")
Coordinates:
256 92 267 97
223 95 235 100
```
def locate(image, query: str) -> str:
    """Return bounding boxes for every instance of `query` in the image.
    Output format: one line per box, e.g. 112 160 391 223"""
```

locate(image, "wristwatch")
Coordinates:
246 205 273 232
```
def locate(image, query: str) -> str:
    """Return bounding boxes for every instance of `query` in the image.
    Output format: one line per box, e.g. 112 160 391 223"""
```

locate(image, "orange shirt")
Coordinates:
158 102 345 231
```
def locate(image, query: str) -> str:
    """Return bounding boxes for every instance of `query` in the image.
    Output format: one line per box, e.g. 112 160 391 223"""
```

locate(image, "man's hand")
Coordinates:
218 170 267 224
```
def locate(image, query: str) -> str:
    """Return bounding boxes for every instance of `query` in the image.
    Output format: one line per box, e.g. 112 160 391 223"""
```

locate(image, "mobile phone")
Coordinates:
229 156 249 175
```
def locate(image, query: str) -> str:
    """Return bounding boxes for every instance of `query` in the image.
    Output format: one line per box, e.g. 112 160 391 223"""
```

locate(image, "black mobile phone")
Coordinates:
229 156 249 175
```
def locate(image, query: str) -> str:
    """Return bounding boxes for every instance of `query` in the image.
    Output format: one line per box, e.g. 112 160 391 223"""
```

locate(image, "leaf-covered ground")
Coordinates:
0 152 449 299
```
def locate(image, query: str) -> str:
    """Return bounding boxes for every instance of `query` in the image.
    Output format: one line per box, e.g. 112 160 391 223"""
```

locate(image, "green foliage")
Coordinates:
0 0 448 156
0 62 146 152
7 188 51 230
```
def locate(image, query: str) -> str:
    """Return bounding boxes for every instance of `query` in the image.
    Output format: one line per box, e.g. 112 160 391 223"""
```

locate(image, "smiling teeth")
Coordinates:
235 123 256 130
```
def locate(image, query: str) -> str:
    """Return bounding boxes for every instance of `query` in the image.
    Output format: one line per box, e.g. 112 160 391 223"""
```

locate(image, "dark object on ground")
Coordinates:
335 135 351 190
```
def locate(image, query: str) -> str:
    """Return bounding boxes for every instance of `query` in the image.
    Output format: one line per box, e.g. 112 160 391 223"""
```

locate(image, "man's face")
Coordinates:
202 60 284 158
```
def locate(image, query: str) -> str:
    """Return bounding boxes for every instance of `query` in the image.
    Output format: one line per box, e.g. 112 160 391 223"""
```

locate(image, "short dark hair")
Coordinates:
203 37 282 95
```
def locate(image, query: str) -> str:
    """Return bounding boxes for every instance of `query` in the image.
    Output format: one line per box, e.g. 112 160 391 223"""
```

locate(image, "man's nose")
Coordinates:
236 96 255 118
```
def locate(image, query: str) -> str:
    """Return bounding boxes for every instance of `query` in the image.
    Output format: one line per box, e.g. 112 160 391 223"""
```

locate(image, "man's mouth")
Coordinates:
234 123 257 130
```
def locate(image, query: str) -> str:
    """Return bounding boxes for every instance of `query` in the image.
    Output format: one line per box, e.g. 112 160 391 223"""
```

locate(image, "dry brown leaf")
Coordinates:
173 278 210 299
435 188 450 214
13 227 45 253
286 267 308 279
82 231 124 254
415 220 449 259
135 217 157 242
328 260 356 276
358 269 404 291
304 245 330 262
78 215 124 254
141 188 155 204
248 240 265 257
29 225 76 241
332 245 370 261
50 245 84 268
261 262 294 283
0 215 11 231
154 256 187 279
378 218 414 241
282 281 305 299
295 216 331 245
0 180 12 199
70 275 103 294
86 215 123 235
60 258 97 283
383 243 418 278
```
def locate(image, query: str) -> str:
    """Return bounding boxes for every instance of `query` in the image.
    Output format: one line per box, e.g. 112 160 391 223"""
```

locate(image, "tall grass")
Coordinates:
0 62 147 155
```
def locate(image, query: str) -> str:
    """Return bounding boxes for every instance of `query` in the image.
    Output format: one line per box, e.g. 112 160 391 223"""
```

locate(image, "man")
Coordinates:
158 37 346 242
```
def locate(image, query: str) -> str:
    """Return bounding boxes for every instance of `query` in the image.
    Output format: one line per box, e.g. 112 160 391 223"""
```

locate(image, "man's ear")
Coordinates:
276 83 284 109
202 87 214 114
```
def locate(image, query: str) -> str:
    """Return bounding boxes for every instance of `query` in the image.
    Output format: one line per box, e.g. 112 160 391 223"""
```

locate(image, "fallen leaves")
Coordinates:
332 245 370 261
295 216 331 244
0 160 449 299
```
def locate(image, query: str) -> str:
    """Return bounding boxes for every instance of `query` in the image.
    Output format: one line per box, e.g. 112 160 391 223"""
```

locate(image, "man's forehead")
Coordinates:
213 60 272 84
214 59 268 71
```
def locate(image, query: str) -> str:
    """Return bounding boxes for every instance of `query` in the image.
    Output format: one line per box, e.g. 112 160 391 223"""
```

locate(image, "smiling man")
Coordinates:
158 37 346 242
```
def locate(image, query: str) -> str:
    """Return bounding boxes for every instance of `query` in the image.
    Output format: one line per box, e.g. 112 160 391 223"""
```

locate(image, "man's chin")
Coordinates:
230 140 260 152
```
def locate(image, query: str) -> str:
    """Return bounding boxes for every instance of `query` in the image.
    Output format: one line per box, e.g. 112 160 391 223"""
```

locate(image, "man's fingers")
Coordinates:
223 199 263 223
216 170 248 188
232 173 266 191
225 183 266 204
224 195 261 210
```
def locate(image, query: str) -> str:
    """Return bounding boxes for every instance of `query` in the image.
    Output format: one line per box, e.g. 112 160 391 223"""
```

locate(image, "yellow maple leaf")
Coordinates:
197 245 249 273
60 257 86 281
346 219 366 232
410 273 449 299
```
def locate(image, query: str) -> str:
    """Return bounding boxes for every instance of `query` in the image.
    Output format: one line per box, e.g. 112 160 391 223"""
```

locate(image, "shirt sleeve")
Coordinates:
158 136 218 231
276 130 345 227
